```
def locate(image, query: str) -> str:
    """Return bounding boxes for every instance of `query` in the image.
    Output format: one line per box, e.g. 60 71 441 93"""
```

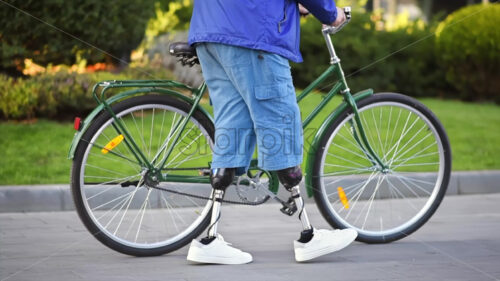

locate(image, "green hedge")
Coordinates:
435 4 500 103
0 66 173 120
293 12 448 98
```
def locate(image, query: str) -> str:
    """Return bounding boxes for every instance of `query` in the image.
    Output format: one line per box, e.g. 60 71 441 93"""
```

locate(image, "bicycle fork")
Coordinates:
344 93 387 170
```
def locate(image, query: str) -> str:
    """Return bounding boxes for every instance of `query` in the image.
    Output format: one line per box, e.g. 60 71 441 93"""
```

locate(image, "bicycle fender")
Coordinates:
304 88 373 197
67 88 213 159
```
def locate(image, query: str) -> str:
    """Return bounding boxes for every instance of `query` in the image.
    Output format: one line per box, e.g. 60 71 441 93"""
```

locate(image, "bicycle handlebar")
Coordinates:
322 7 352 35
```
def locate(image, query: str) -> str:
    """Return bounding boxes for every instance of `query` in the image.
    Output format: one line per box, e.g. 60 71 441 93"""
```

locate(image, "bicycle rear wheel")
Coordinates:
312 93 451 243
71 94 215 256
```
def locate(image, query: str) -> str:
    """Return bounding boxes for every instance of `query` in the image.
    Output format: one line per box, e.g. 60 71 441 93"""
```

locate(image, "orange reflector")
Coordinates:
338 187 349 209
101 135 124 154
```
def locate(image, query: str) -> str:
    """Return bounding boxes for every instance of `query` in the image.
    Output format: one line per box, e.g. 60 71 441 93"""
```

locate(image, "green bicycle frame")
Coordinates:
68 31 383 197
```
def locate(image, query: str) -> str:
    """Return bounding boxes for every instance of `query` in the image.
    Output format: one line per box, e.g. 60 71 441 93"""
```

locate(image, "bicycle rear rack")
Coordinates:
91 80 200 104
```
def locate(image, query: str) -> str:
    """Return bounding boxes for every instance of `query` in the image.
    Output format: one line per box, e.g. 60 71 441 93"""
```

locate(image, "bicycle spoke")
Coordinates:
164 126 201 167
385 108 403 161
88 151 141 173
92 189 136 211
161 193 180 233
391 150 438 166
86 174 141 200
357 175 385 229
344 171 378 218
85 163 129 177
385 176 419 212
320 167 373 177
383 106 393 155
386 113 420 164
134 188 152 243
326 179 366 199
149 108 155 159
390 135 436 167
130 111 149 159
326 152 369 168
113 179 144 235
331 142 369 160
371 107 386 156
387 123 428 166
389 173 434 195
84 139 140 165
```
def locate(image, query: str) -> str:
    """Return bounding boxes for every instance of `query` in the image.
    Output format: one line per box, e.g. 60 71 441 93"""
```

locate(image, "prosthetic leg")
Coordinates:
277 166 314 242
277 165 358 262
186 168 253 264
205 168 235 241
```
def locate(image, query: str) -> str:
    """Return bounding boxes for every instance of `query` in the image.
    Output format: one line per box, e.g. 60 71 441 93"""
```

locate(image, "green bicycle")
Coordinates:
69 9 451 257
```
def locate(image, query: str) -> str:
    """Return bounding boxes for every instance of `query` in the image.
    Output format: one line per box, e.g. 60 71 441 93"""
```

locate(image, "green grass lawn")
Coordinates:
1 96 499 185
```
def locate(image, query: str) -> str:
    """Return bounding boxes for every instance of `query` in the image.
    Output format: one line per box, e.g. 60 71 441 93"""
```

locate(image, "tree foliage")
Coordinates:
0 0 156 74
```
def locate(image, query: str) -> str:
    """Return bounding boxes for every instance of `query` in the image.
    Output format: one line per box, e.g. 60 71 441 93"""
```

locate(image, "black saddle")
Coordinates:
169 42 199 66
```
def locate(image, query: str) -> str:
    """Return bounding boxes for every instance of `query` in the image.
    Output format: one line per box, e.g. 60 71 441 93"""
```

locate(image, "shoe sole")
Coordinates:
187 253 252 265
295 233 357 262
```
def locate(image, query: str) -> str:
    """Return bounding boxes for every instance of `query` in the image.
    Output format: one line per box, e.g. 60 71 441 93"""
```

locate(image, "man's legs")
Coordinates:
196 44 257 170
219 46 358 262
189 43 356 264
186 43 253 264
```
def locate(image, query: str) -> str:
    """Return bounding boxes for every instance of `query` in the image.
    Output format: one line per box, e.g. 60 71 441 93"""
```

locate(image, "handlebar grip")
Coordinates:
321 6 352 35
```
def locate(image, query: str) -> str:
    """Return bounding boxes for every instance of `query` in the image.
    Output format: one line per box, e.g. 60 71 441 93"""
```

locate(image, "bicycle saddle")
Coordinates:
169 42 196 57
169 42 199 66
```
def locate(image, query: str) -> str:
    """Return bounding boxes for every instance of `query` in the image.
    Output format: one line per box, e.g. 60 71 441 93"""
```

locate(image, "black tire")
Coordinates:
71 94 215 256
312 93 451 243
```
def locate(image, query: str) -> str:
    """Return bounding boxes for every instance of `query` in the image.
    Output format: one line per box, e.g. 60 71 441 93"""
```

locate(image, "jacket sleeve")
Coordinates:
298 0 337 25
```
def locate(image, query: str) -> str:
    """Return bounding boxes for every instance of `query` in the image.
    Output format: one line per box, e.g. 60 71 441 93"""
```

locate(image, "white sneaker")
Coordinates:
187 235 253 264
294 228 358 262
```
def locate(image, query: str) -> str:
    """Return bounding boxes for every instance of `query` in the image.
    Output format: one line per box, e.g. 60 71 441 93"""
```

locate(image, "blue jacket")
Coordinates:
188 0 337 63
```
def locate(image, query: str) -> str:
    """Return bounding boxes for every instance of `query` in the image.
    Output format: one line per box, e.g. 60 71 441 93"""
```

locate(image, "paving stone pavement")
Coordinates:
1 193 499 281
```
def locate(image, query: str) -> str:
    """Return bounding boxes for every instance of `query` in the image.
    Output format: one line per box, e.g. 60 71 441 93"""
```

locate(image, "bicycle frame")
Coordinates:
68 31 383 198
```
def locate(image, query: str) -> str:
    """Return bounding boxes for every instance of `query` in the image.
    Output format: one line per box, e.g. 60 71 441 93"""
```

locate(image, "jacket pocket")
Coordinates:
278 0 289 33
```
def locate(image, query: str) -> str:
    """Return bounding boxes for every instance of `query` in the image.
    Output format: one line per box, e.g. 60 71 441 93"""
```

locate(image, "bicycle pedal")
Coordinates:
280 198 297 216
198 169 211 176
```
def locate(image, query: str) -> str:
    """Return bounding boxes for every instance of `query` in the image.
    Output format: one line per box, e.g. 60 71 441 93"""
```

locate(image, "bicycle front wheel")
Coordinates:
71 94 215 256
312 93 451 243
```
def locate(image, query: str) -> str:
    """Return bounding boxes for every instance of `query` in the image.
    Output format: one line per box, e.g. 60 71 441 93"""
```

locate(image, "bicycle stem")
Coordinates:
323 25 387 170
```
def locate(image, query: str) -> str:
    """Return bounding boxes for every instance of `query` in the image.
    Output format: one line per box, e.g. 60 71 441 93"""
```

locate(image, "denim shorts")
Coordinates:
196 43 303 171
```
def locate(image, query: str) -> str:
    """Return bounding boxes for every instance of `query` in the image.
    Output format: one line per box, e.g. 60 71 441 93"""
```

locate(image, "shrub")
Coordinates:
0 66 174 120
435 4 500 102
293 12 447 98
0 75 39 119
0 0 156 74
